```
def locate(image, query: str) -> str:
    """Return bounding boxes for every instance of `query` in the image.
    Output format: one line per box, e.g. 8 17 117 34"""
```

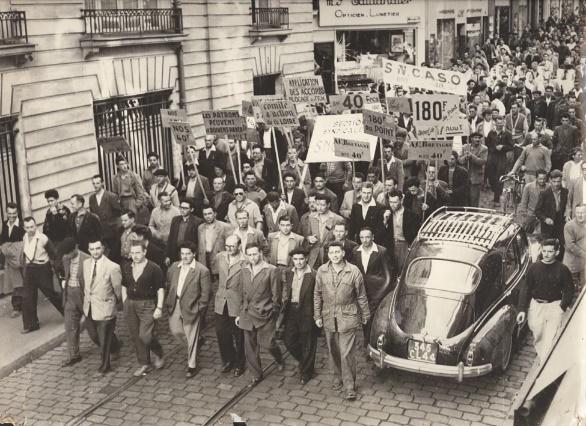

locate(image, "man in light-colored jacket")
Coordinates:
563 204 586 293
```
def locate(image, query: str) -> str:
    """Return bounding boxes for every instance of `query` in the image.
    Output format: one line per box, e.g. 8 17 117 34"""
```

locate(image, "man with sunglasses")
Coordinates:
226 184 263 231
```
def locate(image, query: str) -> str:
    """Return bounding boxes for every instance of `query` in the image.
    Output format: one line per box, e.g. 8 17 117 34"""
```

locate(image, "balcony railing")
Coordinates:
0 11 28 45
252 7 289 30
82 8 183 38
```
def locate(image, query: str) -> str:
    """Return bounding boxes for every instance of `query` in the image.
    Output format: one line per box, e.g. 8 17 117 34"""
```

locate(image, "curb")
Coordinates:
0 331 67 380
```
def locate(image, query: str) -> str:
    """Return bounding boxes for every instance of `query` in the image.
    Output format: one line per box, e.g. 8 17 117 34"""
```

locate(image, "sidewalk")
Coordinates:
0 284 65 379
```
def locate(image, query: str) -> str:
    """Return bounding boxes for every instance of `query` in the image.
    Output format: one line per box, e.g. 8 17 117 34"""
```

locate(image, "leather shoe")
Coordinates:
251 376 262 385
61 356 82 367
221 362 233 373
344 390 357 401
21 326 40 334
185 367 198 379
10 311 21 318
99 366 112 375
133 365 149 377
233 368 244 377
275 360 285 372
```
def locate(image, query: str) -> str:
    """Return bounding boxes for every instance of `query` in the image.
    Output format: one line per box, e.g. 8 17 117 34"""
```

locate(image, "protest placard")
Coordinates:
241 100 254 117
201 110 247 140
258 100 300 127
160 109 188 128
385 97 411 114
329 92 381 114
251 95 284 122
305 114 377 163
98 136 131 153
333 138 371 161
382 59 471 96
363 109 396 140
411 94 469 138
283 76 327 104
407 140 453 161
170 121 200 147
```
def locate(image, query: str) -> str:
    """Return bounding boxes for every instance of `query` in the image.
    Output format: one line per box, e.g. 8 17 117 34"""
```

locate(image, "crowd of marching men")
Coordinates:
0 10 584 401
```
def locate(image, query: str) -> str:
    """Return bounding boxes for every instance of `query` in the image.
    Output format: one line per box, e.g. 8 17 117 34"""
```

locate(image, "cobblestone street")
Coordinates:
0 189 537 426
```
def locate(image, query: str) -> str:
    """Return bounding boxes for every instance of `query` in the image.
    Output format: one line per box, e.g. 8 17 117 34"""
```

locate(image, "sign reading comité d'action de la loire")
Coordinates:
319 0 422 26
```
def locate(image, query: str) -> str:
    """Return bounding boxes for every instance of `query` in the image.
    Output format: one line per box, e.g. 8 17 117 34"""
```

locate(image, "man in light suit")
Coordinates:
214 235 246 377
263 192 300 234
304 194 344 268
563 204 586 293
82 238 122 374
89 175 122 261
266 216 304 269
166 241 211 378
198 205 232 278
339 174 364 220
566 162 586 220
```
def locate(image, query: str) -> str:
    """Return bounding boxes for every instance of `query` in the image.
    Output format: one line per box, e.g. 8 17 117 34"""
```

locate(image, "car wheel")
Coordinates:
498 331 514 373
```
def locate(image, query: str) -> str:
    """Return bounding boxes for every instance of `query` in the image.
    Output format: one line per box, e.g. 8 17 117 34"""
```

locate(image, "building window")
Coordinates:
93 90 173 190
0 115 20 225
253 74 279 95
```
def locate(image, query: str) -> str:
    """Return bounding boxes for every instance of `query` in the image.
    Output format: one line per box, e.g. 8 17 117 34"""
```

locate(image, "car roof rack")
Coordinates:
417 206 513 250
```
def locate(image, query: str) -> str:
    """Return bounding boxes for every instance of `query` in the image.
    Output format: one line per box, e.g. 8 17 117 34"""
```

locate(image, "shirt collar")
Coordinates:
181 259 197 270
360 199 377 208
8 218 19 227
206 145 217 152
292 265 312 275
247 260 270 272
357 244 378 253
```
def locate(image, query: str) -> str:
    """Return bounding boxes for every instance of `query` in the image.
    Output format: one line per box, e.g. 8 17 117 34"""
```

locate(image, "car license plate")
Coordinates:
407 340 438 363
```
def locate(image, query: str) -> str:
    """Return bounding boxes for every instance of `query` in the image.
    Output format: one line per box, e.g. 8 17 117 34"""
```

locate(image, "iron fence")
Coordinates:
93 90 173 191
82 8 183 38
0 11 28 45
252 7 289 30
0 115 20 224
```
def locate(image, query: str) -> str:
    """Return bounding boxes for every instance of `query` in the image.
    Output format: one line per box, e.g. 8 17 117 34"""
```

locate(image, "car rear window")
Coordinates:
406 258 481 294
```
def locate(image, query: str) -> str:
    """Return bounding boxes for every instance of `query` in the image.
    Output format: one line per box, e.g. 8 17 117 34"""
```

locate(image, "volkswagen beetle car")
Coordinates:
368 207 530 381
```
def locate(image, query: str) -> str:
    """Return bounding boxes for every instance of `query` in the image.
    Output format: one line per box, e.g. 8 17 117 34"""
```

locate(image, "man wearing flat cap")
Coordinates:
459 132 488 207
150 169 180 208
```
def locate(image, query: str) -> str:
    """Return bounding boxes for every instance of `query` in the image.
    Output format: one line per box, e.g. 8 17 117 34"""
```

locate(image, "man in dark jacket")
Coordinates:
69 194 101 254
198 135 227 183
348 183 387 247
211 176 234 223
535 170 568 257
438 151 470 207
282 248 318 384
1 202 25 315
43 189 71 245
89 175 122 261
165 199 203 265
251 145 278 192
551 114 579 171
485 116 514 206
385 190 421 273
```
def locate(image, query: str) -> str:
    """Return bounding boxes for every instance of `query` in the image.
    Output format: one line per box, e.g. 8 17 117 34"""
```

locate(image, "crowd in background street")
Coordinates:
0 10 584 402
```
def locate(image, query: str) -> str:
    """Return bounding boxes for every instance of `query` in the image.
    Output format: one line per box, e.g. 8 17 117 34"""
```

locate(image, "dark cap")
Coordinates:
153 168 168 177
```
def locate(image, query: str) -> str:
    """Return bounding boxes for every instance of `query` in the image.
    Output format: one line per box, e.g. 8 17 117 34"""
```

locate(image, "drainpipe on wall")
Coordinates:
13 123 32 217
173 0 187 110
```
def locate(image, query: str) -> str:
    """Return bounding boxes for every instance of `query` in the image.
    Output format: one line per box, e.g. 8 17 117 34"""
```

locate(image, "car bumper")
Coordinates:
368 345 493 380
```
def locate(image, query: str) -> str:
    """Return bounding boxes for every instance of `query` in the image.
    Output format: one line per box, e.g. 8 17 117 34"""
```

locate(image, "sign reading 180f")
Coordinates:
412 99 447 122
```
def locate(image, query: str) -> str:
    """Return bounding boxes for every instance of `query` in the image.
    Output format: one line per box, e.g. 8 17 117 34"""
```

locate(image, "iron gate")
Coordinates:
93 90 174 190
0 115 20 224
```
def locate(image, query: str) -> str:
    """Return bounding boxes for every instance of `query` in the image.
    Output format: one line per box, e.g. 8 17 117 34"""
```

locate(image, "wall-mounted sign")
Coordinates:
318 0 422 27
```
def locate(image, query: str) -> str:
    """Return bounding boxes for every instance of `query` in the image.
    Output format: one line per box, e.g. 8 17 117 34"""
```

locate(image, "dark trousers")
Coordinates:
12 287 24 312
86 306 120 371
64 287 99 359
283 305 318 382
124 298 163 366
243 320 282 380
488 171 504 202
326 181 345 210
22 263 63 330
215 304 245 370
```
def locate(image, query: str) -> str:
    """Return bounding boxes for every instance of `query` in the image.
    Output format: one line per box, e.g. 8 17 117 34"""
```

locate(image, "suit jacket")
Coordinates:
1 220 25 243
258 158 278 192
282 268 317 333
166 215 203 261
81 256 122 321
211 191 234 223
566 177 585 218
197 220 232 274
267 232 304 266
215 251 246 316
485 129 514 176
165 260 211 324
198 148 227 182
62 251 90 303
340 190 359 219
238 261 280 330
89 191 121 240
303 211 344 268
534 96 557 129
284 188 307 215
231 227 268 256
438 165 470 207
352 244 392 312
263 204 300 234
552 123 579 159
69 211 102 253
563 219 586 273
341 238 358 262
348 202 386 243
535 187 568 239
386 207 421 258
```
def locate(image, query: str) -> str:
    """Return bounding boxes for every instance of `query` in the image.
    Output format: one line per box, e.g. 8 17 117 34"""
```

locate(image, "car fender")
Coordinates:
464 305 517 367
369 285 399 349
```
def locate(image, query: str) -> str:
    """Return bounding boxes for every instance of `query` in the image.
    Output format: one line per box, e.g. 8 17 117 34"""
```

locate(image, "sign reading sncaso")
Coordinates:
382 59 471 96
319 0 422 26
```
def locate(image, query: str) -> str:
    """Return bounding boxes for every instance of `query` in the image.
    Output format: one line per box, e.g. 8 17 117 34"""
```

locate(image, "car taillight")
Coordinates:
465 343 476 366
377 334 386 350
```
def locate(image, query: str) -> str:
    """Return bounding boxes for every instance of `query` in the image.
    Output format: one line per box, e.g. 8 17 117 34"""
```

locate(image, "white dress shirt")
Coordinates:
177 260 196 297
357 243 378 272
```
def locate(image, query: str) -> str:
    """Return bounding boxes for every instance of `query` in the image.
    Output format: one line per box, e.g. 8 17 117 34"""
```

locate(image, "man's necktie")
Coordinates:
91 261 97 286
